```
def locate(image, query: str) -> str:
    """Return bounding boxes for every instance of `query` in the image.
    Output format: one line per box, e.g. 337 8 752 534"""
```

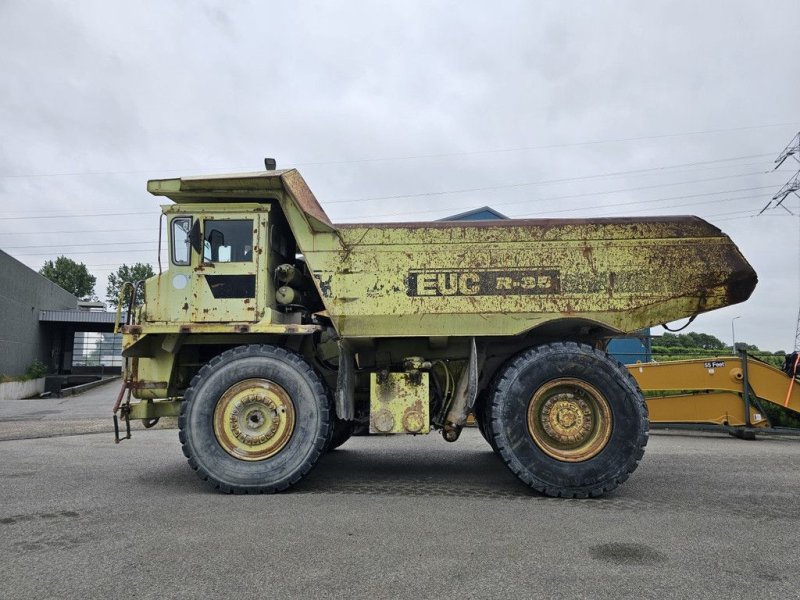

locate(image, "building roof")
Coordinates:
39 310 122 324
438 206 510 221
0 250 81 305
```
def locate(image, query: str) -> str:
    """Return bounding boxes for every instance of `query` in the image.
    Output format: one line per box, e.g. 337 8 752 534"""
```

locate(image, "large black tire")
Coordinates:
327 417 355 451
487 342 648 498
179 344 331 493
473 395 499 454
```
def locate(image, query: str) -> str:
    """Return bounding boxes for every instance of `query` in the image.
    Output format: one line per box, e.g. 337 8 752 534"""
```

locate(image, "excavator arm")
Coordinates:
629 349 800 436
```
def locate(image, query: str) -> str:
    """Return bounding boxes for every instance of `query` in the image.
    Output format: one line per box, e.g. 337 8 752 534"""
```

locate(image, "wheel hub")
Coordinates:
541 395 593 444
527 378 612 462
213 379 295 461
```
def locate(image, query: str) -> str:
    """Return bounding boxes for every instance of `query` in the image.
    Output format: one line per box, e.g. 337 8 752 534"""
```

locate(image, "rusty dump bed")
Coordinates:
307 216 756 337
149 169 758 339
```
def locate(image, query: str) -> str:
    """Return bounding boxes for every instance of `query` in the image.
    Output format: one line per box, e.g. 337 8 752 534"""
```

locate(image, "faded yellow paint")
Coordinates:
144 169 756 341
128 399 181 420
142 203 272 326
123 169 757 407
369 372 430 434
303 222 752 338
129 348 174 399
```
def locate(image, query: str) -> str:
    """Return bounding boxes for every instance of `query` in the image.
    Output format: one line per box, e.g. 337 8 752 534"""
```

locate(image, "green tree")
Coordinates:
656 332 727 351
39 256 96 299
106 263 155 308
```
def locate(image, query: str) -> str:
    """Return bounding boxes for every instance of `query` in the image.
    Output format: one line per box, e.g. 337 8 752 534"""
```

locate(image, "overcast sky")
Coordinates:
1 1 799 351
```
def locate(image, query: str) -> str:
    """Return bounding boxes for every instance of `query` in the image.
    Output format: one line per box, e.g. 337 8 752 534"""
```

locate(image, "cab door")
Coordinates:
191 214 263 323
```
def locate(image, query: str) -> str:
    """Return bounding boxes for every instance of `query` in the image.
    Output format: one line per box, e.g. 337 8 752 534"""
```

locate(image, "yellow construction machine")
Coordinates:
631 348 800 439
113 163 760 498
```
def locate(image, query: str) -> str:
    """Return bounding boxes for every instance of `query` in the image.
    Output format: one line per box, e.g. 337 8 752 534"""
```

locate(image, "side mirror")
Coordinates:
188 219 202 255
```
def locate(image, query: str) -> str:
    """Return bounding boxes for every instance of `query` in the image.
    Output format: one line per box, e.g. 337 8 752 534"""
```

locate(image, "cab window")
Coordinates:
203 219 254 263
171 217 191 266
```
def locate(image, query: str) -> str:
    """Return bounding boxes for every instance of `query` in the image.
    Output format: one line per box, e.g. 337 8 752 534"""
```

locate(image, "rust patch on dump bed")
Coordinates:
281 170 333 228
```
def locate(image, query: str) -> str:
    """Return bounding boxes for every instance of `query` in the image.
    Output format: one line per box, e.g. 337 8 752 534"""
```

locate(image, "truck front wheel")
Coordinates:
487 342 648 498
179 345 331 493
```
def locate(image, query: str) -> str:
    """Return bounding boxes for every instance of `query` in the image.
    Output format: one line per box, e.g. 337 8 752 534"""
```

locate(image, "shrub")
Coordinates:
0 361 47 383
760 402 800 429
25 360 47 380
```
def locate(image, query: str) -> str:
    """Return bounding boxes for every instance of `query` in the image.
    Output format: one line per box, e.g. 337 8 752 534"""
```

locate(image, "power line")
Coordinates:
3 192 764 252
0 179 780 249
3 239 164 250
3 152 775 220
0 152 780 215
0 163 784 225
11 248 161 257
0 161 781 243
0 121 794 179
0 210 155 222
0 154 771 226
348 182 776 221
16 261 154 270
327 168 783 206
505 188 775 219
761 132 800 350
0 227 155 236
293 123 795 166
2 181 773 237
0 162 770 235
699 208 761 219
522 193 770 220
713 210 800 223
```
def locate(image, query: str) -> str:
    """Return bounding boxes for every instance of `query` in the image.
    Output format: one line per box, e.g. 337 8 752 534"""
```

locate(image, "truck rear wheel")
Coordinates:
327 417 354 451
179 345 331 493
473 396 499 454
487 342 648 498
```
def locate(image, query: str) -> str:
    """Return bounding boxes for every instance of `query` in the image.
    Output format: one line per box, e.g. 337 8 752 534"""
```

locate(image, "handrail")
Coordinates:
113 282 135 334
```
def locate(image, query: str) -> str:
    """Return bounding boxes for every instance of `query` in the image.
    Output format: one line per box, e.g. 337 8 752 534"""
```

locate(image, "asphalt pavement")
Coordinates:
0 379 173 440
1 381 799 599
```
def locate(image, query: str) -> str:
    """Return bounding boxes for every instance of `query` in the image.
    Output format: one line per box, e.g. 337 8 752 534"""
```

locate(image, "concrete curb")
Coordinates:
58 376 121 398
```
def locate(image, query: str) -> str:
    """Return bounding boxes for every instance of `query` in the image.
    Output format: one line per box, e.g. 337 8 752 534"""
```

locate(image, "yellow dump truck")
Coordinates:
114 164 757 498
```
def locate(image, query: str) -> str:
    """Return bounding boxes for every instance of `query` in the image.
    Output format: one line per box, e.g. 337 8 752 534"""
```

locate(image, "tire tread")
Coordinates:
179 344 330 494
487 342 648 498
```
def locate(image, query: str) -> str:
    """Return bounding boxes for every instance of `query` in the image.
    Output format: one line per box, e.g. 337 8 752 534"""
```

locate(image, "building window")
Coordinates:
72 332 123 368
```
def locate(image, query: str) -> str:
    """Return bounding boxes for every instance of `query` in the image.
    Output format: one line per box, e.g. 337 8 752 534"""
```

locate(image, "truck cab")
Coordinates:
149 204 271 325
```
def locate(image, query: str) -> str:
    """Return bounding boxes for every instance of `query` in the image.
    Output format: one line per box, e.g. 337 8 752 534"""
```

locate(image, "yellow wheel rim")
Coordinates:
213 378 295 461
527 378 612 462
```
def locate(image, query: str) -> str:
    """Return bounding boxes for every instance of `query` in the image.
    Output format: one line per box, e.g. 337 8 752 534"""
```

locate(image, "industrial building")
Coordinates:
0 250 121 378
